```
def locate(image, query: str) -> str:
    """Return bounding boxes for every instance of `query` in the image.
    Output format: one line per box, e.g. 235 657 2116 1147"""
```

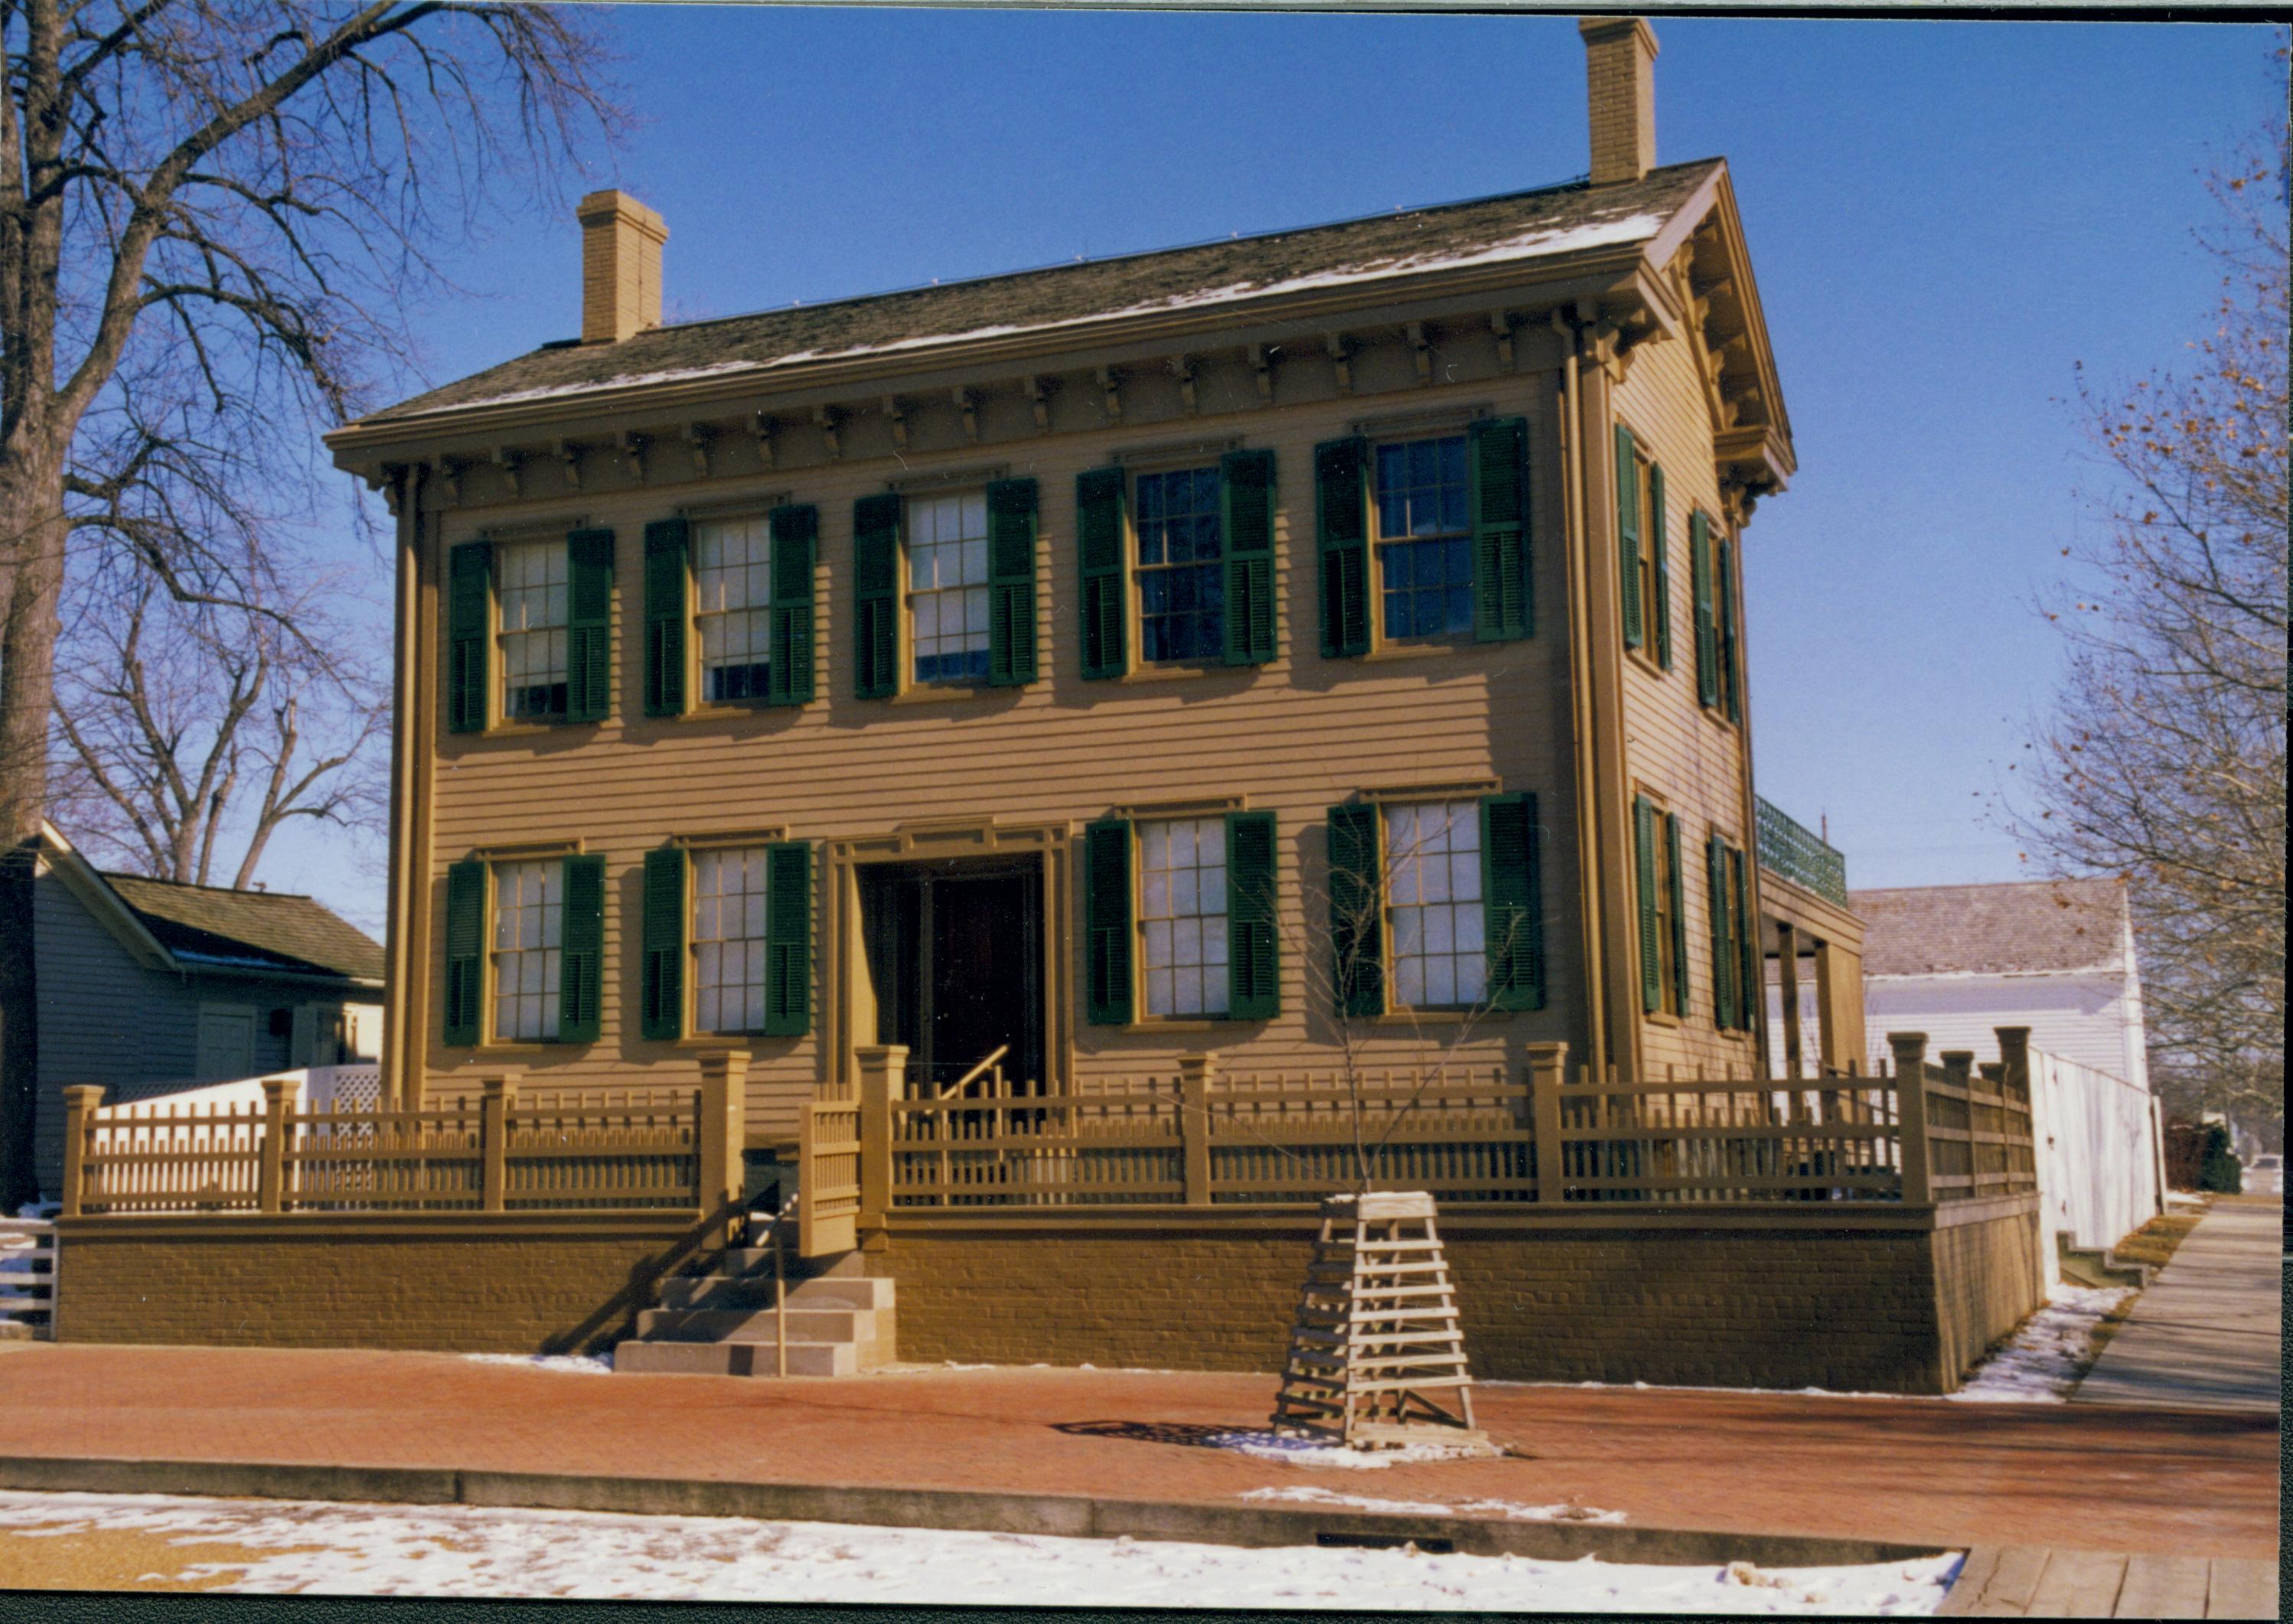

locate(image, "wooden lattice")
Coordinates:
1270 1190 1491 1451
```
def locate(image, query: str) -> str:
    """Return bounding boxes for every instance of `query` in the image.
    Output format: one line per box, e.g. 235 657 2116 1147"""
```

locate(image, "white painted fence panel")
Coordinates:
2029 1048 2161 1270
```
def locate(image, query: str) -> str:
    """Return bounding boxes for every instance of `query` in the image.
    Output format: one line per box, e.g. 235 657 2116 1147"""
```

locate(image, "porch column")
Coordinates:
1775 921 1804 1084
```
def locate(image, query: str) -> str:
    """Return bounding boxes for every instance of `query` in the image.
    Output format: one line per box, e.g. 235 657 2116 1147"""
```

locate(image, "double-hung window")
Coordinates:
441 851 605 1047
496 542 571 722
491 859 563 1042
907 491 992 686
691 846 770 1035
1134 468 1225 664
1706 831 1758 1033
1616 426 1672 670
693 517 772 702
1324 793 1542 1018
1635 794 1689 1017
1138 817 1229 1018
1374 435 1474 642
1383 800 1487 1008
446 529 613 732
1082 811 1278 1026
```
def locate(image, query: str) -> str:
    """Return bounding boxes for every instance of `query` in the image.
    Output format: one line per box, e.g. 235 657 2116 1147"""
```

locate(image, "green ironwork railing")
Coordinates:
1756 797 1848 908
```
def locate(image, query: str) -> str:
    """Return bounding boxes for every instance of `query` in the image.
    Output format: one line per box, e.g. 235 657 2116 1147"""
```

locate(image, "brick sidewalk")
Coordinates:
0 1344 2275 1560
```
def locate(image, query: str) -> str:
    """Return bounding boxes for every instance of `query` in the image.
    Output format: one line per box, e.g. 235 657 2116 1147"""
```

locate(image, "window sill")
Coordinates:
674 700 801 721
1373 1008 1503 1026
468 719 582 739
1645 1008 1682 1029
673 1035 760 1050
469 1042 566 1056
1127 1019 1237 1033
1362 641 1472 664
887 681 1008 705
1117 663 1219 685
1627 651 1672 680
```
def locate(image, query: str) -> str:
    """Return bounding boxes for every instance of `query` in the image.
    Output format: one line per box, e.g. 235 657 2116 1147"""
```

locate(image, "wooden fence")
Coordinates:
60 1058 751 1221
810 1030 2036 1241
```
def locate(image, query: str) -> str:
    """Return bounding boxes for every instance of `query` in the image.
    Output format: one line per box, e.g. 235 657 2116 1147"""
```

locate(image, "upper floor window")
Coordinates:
692 846 769 1035
1134 468 1225 664
496 541 570 722
1617 425 1672 670
1138 816 1228 1019
1383 798 1486 1009
694 517 771 703
1635 794 1688 1018
491 859 563 1042
907 491 991 686
1374 435 1474 642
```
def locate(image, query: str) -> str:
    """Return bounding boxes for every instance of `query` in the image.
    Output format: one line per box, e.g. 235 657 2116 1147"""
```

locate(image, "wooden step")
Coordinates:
634 1306 884 1348
657 1275 895 1312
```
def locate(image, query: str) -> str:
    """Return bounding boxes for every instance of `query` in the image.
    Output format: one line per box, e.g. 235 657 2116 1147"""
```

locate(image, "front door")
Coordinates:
862 856 1044 1091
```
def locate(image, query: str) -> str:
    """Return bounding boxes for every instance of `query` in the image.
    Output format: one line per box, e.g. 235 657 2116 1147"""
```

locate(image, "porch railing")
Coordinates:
1756 795 1849 908
820 1029 2036 1235
60 1057 749 1221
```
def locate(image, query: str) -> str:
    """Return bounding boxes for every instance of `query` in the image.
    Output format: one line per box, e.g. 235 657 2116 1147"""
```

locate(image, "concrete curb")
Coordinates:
0 1453 1949 1569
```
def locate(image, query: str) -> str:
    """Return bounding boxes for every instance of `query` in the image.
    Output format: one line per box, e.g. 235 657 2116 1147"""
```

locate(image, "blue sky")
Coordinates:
266 11 2285 933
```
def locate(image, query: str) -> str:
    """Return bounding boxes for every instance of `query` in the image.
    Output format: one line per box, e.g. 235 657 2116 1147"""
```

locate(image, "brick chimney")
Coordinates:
577 189 667 344
1580 17 1658 186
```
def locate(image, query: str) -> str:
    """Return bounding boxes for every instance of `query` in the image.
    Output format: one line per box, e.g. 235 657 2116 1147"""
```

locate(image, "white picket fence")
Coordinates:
96 1065 383 1123
2030 1048 2163 1267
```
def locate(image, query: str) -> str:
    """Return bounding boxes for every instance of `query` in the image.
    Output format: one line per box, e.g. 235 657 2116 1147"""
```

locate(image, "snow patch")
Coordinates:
460 1353 615 1375
0 1489 1961 1612
1947 1284 2132 1403
1240 1485 1627 1525
1202 1430 1499 1469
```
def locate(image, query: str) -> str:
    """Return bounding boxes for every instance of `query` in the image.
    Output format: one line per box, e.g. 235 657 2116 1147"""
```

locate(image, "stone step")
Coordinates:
714 1247 869 1281
634 1305 884 1348
657 1275 894 1313
615 1339 856 1379
2056 1231 2151 1290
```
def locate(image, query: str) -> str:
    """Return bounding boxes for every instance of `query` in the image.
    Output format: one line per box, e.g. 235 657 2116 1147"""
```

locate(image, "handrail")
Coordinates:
937 1045 1011 1100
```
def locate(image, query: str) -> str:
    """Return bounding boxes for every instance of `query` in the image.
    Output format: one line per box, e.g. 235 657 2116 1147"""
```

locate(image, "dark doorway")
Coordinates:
860 856 1044 1092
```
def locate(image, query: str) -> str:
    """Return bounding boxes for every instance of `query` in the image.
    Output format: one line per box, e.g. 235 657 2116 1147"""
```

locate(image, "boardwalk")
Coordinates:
1937 1545 2276 1618
2073 1198 2283 1414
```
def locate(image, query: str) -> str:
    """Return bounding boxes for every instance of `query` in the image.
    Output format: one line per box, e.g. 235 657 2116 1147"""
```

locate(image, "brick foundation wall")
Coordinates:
874 1201 2047 1395
57 1212 716 1355
1929 1200 2047 1384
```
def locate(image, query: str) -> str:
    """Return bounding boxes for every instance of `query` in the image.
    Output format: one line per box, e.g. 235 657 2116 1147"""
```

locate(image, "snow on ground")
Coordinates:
459 1353 614 1375
1205 1430 1501 1469
0 1490 1959 1612
1946 1285 2133 1404
1239 1485 1627 1525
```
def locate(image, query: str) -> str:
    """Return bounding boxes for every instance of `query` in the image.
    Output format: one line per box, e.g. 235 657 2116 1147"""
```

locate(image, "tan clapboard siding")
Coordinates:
1613 320 1758 1078
419 374 1592 1140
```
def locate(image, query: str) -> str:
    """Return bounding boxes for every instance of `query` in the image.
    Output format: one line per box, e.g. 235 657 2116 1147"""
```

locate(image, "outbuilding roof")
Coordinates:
361 159 1724 424
1848 879 2131 980
103 872 384 983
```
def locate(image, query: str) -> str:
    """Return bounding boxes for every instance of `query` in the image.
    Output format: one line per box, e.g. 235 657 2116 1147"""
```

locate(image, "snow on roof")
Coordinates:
356 161 1718 426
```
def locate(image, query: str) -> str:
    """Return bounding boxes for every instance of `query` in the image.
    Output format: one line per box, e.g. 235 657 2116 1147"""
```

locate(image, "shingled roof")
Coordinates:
103 873 384 984
1848 879 2131 980
361 159 1723 425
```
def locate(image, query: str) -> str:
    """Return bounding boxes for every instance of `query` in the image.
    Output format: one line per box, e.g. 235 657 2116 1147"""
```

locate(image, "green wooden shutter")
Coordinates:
640 846 686 1041
447 543 491 734
1649 461 1672 670
558 853 605 1042
442 859 486 1045
643 518 689 717
1326 802 1384 1018
1708 833 1736 1030
1691 511 1718 709
566 528 615 722
1634 794 1661 1014
1469 416 1531 642
1616 425 1642 650
1480 792 1544 1012
1076 466 1128 680
1718 536 1743 724
1222 448 1277 666
1225 810 1280 1019
1083 819 1133 1026
1315 437 1371 658
764 840 812 1037
1732 846 1758 1033
768 504 818 706
987 478 1039 687
1666 813 1689 1017
853 493 902 699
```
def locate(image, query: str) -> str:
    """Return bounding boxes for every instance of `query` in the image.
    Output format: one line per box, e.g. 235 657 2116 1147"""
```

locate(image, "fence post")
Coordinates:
856 1045 905 1228
257 1075 296 1214
60 1086 103 1218
1994 1026 2034 1194
697 1052 749 1238
479 1075 514 1213
1179 1053 1215 1205
1889 1032 1932 1206
1526 1042 1567 1204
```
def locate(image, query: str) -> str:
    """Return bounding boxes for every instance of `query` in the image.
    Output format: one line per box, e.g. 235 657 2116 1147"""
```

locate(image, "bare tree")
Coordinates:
51 539 387 888
1 1 621 1201
2005 129 2288 1132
